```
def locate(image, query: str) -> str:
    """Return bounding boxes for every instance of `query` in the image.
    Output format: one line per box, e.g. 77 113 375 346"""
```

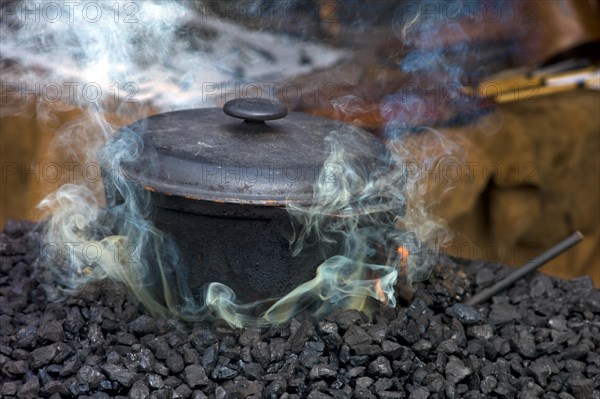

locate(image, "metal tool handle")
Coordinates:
465 231 584 306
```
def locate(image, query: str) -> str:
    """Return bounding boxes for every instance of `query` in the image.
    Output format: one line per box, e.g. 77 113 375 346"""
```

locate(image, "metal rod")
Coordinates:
465 231 584 306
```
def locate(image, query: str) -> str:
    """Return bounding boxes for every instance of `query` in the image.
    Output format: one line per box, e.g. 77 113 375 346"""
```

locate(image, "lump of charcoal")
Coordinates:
270 338 286 362
190 326 217 348
101 364 137 388
380 341 403 359
147 374 164 389
307 390 334 399
68 380 89 397
36 320 64 343
475 267 495 288
251 342 271 368
322 332 343 350
510 328 537 358
224 379 261 398
561 344 591 360
211 365 238 381
318 321 338 335
333 310 363 330
412 367 429 385
30 343 61 368
367 356 393 378
378 392 405 399
412 339 433 355
288 377 307 396
1 381 19 396
14 325 37 348
528 357 553 387
347 366 366 378
365 324 388 343
117 332 137 346
445 304 481 325
374 378 393 392
354 344 383 356
303 341 325 356
3 359 27 376
466 324 494 340
59 355 83 377
41 380 68 396
64 307 85 334
448 319 467 348
17 377 39 399
350 355 371 367
128 315 156 336
175 383 192 399
288 314 315 352
264 380 287 398
163 375 182 389
166 352 185 374
309 364 338 380
242 362 264 381
356 376 374 389
202 343 219 370
408 387 430 399
77 365 104 389
584 290 600 312
184 365 209 388
564 359 586 373
480 375 497 394
445 355 472 384
343 325 372 348
238 327 261 347
568 376 594 398
519 381 544 399
488 302 519 325
354 387 376 399
339 345 351 364
436 339 459 355
129 380 150 399
423 373 445 393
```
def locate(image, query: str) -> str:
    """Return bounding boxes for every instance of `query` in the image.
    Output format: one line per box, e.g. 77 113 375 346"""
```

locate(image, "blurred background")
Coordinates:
1 0 599 284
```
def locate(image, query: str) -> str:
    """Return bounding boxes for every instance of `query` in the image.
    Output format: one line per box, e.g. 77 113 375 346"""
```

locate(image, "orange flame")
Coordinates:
397 245 409 274
375 278 387 304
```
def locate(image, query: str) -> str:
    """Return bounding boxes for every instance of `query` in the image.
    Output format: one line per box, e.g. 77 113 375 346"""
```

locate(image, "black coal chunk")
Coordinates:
309 364 337 380
211 365 238 380
37 320 64 342
184 364 209 387
367 356 393 378
445 304 481 325
445 355 472 384
100 364 137 387
166 352 185 373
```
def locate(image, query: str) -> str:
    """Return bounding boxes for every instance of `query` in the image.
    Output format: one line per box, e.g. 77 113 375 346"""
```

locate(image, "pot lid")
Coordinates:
116 98 387 206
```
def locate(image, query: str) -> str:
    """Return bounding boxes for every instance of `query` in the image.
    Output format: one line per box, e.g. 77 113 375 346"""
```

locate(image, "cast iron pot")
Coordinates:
106 98 388 304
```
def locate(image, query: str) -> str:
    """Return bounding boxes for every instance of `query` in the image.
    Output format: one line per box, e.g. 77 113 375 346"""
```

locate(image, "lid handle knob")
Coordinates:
223 98 288 123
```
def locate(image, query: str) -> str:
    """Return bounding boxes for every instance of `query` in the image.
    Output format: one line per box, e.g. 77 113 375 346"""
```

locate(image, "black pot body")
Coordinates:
148 192 335 304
